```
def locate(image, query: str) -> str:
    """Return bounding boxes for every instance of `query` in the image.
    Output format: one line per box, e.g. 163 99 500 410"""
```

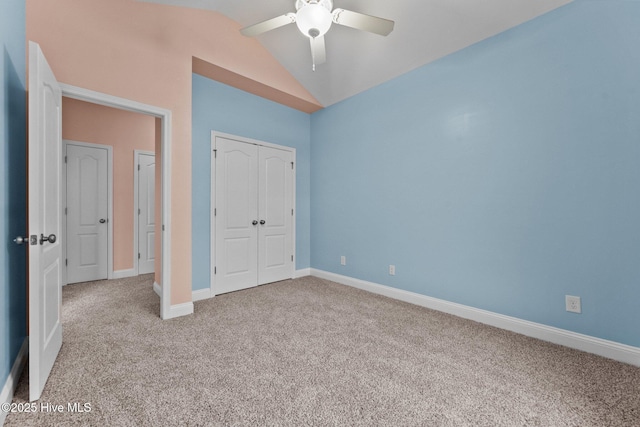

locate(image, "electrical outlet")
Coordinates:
565 295 581 313
340 256 346 266
389 265 395 276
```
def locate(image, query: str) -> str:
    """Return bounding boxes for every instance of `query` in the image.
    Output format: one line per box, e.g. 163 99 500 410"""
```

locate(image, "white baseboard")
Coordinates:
153 282 161 297
112 268 136 279
1 338 28 426
192 288 212 302
192 269 311 303
294 268 311 278
165 302 194 319
310 269 640 367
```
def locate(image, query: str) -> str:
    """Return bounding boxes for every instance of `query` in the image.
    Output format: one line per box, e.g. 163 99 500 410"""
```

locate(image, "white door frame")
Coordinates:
210 131 296 298
62 140 113 284
60 84 172 319
133 149 155 276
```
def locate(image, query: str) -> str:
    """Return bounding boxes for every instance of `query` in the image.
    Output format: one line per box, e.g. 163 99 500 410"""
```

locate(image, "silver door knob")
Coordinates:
13 236 26 245
40 233 57 245
99 219 106 224
252 220 258 226
260 220 266 225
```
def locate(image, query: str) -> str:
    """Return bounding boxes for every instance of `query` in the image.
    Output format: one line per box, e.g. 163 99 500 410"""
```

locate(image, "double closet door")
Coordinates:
213 135 294 295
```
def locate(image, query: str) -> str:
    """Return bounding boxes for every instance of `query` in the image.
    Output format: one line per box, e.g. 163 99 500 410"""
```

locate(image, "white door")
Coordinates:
212 135 294 295
214 137 259 295
66 144 108 284
138 153 155 274
258 146 294 284
28 41 63 402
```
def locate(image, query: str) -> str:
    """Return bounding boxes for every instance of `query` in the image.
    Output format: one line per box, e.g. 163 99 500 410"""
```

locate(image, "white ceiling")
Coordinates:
139 0 572 107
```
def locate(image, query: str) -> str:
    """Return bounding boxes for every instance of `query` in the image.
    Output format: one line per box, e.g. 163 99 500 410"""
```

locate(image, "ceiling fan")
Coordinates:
240 0 394 71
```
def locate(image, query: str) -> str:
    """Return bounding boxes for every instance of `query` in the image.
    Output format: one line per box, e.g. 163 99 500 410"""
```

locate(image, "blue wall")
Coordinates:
192 74 311 291
310 0 640 347
1 0 27 390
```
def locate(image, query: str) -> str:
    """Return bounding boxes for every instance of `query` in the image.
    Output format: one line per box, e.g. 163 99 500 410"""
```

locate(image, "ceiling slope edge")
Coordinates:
193 57 323 113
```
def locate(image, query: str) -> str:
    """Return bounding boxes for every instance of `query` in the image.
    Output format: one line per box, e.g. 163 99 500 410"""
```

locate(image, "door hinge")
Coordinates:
214 208 216 216
64 156 67 163
162 225 165 231
138 208 141 215
214 267 217 274
291 161 294 169
291 255 294 261
65 259 68 266
291 208 294 216
213 149 217 158
65 207 68 215
138 253 141 260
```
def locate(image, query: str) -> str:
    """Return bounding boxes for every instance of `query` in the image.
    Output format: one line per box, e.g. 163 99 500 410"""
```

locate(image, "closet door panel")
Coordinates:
214 138 259 295
258 146 294 285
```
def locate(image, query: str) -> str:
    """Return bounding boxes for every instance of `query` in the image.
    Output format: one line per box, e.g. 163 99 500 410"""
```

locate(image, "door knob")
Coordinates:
260 220 266 225
252 220 258 226
99 218 106 224
40 233 57 245
13 236 26 245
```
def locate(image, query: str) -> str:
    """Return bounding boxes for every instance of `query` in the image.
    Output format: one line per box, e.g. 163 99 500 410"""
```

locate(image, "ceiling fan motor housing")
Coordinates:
295 0 333 38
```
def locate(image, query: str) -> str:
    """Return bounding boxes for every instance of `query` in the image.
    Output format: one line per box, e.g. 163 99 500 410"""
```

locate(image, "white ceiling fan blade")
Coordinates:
240 13 296 37
332 8 394 36
310 36 326 71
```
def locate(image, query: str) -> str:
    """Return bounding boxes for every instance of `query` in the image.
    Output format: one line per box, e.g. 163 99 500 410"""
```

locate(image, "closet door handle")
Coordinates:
260 220 266 225
252 220 258 226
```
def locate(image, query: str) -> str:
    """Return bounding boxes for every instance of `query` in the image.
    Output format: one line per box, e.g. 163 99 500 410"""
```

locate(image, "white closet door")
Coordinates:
258 146 294 285
214 137 259 295
66 144 108 284
138 153 155 274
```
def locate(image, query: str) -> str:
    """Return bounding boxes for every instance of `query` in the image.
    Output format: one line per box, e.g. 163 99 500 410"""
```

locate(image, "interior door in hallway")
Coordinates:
138 153 155 274
66 143 108 284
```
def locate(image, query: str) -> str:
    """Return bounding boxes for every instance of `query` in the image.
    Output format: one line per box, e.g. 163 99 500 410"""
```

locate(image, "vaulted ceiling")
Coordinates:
140 0 573 107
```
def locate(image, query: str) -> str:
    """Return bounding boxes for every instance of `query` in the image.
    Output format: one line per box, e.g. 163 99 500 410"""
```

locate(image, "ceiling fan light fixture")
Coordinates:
296 3 332 38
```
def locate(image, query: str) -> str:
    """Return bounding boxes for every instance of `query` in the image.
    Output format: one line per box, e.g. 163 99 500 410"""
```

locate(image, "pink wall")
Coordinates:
62 97 156 273
27 0 320 304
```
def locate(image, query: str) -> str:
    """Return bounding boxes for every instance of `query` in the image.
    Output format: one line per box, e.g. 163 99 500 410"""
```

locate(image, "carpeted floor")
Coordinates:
6 274 640 426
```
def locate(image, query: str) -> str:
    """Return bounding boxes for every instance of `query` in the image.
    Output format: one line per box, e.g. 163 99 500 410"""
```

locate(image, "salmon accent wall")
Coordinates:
27 0 321 305
62 97 156 273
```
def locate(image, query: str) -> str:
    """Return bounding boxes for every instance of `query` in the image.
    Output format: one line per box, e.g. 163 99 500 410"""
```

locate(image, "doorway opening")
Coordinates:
60 84 172 319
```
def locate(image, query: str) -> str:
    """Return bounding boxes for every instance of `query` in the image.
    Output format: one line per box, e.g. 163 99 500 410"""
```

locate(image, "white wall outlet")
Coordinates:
340 256 346 266
565 295 581 313
389 265 395 276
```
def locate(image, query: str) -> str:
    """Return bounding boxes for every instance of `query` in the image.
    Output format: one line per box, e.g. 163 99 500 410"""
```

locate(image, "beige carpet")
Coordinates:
6 274 640 426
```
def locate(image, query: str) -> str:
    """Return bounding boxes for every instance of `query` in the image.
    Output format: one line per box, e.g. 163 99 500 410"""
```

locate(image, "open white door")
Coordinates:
138 153 156 274
28 41 63 402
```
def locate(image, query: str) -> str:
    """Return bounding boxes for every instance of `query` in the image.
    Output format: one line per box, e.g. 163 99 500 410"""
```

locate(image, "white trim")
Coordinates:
62 140 114 284
153 281 162 298
133 150 156 276
294 268 311 278
192 288 212 302
112 268 136 279
310 269 640 367
165 302 194 319
60 83 173 320
210 131 297 297
0 339 28 425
